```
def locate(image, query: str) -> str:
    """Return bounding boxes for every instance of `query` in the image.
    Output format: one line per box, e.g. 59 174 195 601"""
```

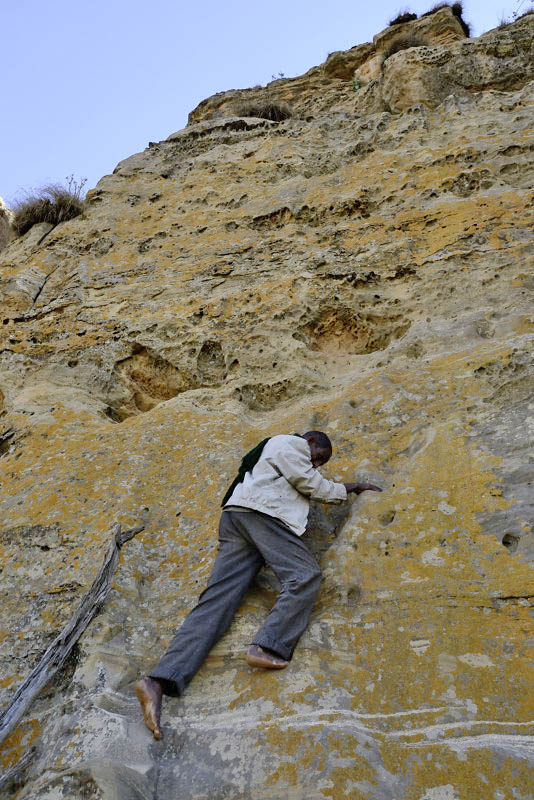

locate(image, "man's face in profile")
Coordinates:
308 441 332 469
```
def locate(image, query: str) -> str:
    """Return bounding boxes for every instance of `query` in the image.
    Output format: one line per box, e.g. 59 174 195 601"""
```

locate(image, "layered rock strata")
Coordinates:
0 11 533 800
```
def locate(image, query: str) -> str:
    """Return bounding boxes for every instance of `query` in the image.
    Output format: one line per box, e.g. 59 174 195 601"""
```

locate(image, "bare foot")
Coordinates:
246 645 289 670
135 677 163 740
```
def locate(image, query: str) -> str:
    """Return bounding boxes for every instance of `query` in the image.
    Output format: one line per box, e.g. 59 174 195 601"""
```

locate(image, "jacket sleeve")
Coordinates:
271 439 347 504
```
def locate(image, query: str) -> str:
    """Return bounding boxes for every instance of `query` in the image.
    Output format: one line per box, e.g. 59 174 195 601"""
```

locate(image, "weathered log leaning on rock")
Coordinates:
0 523 143 750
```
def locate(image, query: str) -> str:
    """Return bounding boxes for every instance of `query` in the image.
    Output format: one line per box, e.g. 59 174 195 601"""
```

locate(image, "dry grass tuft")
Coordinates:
232 100 292 122
383 34 431 60
12 177 86 237
499 6 534 27
421 2 471 36
389 10 418 25
499 7 534 27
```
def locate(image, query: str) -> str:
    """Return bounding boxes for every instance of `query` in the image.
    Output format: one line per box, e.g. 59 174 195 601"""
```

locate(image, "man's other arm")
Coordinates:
344 481 382 494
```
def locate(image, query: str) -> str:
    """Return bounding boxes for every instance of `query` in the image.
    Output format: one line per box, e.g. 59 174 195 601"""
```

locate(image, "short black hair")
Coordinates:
302 431 332 451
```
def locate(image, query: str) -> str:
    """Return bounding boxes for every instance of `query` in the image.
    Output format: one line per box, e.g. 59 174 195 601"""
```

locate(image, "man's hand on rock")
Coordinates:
344 482 382 495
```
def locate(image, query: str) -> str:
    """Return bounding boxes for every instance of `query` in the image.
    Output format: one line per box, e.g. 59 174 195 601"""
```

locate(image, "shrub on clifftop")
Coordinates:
421 2 471 36
389 11 418 25
499 6 534 26
12 176 86 237
388 2 471 36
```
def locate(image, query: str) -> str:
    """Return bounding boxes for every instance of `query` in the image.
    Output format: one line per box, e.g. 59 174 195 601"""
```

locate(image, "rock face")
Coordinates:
0 197 13 252
1 12 534 800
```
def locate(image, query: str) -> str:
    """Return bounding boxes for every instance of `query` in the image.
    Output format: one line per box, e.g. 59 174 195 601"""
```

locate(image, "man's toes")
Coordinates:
144 704 163 739
149 712 163 740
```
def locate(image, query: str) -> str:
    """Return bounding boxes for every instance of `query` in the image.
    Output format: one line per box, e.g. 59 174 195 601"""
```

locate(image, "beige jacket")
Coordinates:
224 434 347 536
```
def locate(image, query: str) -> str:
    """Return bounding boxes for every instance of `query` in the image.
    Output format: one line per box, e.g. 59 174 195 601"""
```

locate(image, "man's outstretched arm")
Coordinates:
274 441 382 503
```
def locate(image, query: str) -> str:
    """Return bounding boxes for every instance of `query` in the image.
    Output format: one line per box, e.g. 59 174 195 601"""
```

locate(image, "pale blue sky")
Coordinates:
1 0 526 204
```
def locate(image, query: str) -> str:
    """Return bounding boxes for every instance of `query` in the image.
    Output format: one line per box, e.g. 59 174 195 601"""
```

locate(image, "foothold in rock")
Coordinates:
502 533 520 552
379 510 396 526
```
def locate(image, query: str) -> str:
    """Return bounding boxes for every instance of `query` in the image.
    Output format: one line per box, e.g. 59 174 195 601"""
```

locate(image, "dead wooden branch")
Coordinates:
0 523 144 749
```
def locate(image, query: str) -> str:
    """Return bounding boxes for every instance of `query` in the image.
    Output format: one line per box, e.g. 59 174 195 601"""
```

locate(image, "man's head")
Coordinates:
302 431 332 468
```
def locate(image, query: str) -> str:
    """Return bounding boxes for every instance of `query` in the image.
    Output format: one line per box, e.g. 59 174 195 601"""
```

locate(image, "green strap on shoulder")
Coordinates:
221 437 270 507
221 433 303 507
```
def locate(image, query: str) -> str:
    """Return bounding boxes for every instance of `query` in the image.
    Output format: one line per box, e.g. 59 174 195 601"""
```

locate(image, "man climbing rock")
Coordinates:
135 431 381 739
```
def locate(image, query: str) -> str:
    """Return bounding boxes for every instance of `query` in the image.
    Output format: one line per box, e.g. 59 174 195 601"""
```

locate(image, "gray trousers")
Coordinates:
149 509 322 696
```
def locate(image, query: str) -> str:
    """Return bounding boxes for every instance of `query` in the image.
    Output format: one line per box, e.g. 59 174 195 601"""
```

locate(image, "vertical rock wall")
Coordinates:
0 12 533 800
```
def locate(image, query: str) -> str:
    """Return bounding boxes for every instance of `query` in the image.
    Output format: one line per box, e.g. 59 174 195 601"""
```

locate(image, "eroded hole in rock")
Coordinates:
297 306 410 354
405 340 425 359
108 341 230 420
0 427 16 456
249 197 373 231
138 231 167 253
502 533 520 553
113 345 197 416
249 206 294 230
475 353 534 408
237 379 304 411
197 340 225 383
83 235 114 256
379 510 396 527
444 169 494 197
104 406 129 423
346 585 362 607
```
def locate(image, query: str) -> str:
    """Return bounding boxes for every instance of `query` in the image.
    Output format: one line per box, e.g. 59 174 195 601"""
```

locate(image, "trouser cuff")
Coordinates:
148 671 185 697
251 637 292 661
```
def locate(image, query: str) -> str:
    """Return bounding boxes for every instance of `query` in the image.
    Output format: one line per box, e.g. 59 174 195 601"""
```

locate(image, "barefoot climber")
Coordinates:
135 431 382 739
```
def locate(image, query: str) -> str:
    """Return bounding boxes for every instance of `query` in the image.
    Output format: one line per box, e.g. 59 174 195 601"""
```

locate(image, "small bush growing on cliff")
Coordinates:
383 34 431 60
233 100 292 122
421 2 471 36
12 176 86 237
389 10 418 25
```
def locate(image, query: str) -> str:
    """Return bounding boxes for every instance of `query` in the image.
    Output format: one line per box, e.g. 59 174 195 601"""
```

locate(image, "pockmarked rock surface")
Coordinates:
1 11 533 800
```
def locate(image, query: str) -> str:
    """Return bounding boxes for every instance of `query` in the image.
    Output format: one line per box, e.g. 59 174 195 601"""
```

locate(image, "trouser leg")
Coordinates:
149 512 263 696
232 511 322 662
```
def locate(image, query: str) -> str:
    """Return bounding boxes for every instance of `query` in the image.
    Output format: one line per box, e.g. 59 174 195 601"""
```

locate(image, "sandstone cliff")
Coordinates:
0 198 13 253
1 9 533 799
